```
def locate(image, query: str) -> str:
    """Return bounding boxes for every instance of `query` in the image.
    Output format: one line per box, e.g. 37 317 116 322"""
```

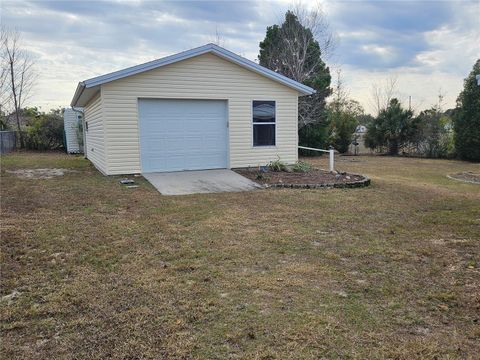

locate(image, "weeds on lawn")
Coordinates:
1 152 480 359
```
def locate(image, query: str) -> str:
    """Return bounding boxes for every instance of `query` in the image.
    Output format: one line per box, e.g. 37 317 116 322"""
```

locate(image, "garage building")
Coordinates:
70 44 315 175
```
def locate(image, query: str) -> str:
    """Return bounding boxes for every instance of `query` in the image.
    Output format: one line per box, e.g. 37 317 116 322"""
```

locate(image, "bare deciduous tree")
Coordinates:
330 69 349 109
0 29 10 115
260 2 335 129
290 2 336 61
210 26 225 47
268 3 335 83
436 87 446 112
1 27 37 147
369 75 398 115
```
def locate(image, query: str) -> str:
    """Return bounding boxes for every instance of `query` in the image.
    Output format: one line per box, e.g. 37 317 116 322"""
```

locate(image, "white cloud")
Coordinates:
337 30 377 40
341 64 465 114
328 0 479 114
360 44 397 60
1 0 477 115
415 22 479 74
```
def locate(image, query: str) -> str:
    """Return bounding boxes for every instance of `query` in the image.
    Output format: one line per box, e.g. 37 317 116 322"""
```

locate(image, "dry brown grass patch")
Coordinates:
1 152 479 359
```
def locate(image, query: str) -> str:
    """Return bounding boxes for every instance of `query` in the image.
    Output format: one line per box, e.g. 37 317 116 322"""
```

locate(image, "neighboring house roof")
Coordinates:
71 43 315 107
355 125 367 133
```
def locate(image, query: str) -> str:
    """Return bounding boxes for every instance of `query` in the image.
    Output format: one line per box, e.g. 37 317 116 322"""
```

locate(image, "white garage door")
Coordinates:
138 99 228 173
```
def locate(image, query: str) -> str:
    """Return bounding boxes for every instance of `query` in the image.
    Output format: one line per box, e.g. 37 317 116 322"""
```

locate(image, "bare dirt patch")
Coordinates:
5 168 78 179
447 171 480 184
236 168 368 188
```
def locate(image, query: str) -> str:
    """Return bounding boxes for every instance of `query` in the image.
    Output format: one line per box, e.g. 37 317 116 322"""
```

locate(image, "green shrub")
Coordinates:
414 109 453 158
298 122 329 156
326 99 361 154
23 108 64 150
364 99 416 155
255 171 270 181
292 161 312 173
268 158 287 172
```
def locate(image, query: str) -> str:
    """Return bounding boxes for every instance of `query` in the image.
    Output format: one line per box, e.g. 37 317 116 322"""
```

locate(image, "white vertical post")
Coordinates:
329 149 335 173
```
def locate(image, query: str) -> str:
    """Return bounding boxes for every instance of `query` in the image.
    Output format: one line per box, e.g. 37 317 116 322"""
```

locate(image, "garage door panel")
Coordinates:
165 156 186 172
184 154 224 168
144 138 183 152
146 154 185 171
139 99 228 172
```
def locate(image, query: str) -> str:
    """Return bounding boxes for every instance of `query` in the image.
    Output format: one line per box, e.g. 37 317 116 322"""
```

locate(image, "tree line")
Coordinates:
1 27 64 150
2 14 479 160
258 8 480 161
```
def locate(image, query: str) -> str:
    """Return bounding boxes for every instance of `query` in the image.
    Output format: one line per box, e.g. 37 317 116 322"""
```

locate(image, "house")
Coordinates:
355 125 367 134
70 44 314 175
348 125 370 155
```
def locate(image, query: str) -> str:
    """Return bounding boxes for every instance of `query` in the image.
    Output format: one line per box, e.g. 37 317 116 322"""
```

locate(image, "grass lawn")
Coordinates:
1 152 479 359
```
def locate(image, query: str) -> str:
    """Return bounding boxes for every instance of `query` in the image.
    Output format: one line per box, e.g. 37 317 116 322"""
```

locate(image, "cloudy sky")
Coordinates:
1 0 479 114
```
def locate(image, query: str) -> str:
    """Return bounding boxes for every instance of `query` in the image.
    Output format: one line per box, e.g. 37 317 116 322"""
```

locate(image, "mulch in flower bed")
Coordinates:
235 168 370 189
447 172 480 184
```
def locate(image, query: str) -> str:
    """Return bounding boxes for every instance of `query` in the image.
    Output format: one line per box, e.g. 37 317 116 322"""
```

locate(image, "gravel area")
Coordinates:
447 171 480 184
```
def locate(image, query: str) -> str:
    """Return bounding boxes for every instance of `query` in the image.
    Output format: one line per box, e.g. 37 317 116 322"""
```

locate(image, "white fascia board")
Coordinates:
79 43 315 95
70 82 86 107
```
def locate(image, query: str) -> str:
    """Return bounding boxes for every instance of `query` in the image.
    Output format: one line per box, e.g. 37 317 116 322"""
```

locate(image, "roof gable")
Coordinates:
71 44 315 107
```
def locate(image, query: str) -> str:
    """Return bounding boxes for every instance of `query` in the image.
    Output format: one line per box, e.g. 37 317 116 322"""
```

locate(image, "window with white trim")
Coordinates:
253 100 275 146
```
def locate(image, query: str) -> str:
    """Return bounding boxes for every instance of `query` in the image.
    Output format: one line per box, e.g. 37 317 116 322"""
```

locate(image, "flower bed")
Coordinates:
447 172 480 184
235 168 370 189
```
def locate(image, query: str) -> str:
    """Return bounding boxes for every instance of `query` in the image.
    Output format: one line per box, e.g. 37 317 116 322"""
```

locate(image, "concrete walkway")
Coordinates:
143 169 262 195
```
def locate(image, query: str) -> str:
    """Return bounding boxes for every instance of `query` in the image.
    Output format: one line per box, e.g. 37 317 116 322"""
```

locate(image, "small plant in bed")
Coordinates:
255 171 270 181
292 161 312 173
267 158 287 172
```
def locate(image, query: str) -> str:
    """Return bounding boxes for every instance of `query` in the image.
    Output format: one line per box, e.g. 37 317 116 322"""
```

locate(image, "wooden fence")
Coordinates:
0 131 17 154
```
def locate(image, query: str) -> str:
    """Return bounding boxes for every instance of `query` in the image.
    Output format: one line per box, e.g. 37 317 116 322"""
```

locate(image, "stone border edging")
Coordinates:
446 174 480 184
264 174 371 189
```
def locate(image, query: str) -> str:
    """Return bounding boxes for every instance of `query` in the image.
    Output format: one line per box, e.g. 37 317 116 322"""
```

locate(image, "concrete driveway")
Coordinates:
142 169 262 195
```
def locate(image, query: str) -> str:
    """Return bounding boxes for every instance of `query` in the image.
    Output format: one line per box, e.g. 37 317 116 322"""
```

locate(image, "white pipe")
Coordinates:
298 146 336 173
329 149 335 173
298 145 330 153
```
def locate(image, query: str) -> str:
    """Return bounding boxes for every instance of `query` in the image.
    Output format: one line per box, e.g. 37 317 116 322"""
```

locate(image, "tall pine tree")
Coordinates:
259 11 331 149
454 59 480 161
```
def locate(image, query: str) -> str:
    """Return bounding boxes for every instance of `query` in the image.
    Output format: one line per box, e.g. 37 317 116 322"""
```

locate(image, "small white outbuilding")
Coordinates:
63 108 83 154
70 43 314 175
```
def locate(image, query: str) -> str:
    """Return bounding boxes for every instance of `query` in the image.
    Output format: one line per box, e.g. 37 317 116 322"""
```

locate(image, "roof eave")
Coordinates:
70 82 86 107
76 43 315 96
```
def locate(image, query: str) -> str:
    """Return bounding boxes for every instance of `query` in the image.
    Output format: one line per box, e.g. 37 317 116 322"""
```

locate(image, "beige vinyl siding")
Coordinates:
101 53 299 175
84 92 107 174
